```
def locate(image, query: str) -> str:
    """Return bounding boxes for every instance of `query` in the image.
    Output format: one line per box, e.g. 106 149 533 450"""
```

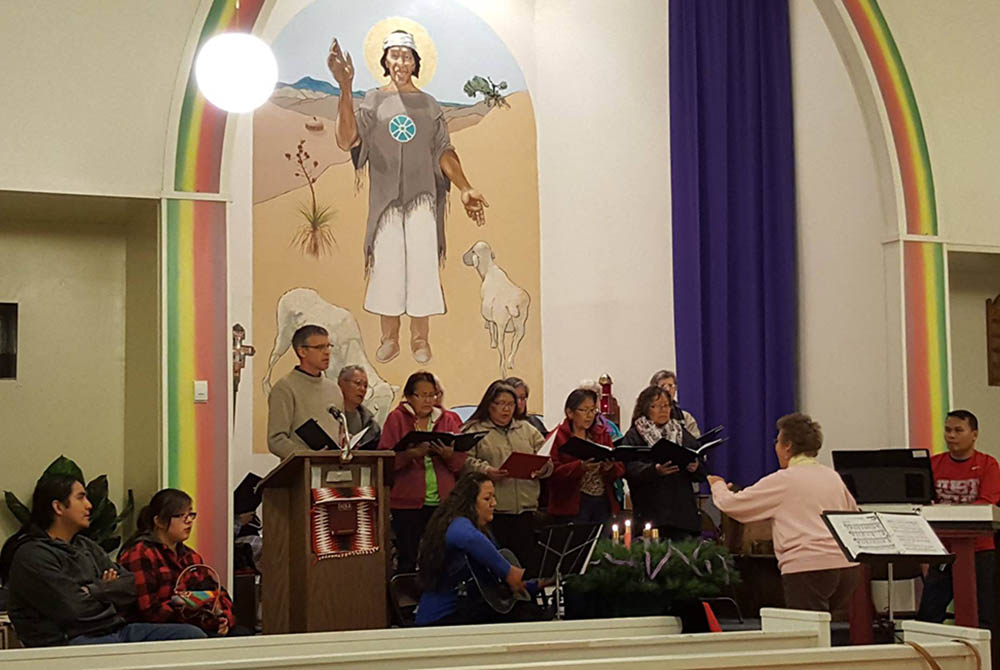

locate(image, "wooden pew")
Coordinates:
0 611 828 670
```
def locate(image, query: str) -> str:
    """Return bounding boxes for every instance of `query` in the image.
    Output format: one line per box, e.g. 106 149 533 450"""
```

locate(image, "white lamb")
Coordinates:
462 241 531 376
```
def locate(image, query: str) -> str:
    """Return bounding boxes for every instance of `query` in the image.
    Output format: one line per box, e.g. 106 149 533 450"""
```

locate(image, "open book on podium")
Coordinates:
821 511 954 565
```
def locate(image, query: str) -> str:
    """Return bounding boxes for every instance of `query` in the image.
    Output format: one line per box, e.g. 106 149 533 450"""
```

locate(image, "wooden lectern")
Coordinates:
258 450 394 633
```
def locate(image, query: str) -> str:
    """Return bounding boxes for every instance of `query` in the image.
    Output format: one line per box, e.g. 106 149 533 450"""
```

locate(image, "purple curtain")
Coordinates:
670 0 797 486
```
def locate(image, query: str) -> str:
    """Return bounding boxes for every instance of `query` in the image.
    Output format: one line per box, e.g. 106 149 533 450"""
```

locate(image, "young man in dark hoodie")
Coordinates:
0 474 206 646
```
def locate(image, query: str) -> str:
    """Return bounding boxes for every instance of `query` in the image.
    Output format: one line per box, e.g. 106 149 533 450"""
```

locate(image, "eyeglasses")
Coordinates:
574 407 599 416
301 344 333 351
345 379 368 388
172 512 198 522
491 400 516 410
411 393 438 400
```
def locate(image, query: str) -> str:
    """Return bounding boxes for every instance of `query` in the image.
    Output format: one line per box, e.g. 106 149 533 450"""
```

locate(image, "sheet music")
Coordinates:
825 512 949 559
880 513 948 555
826 513 897 556
537 431 556 458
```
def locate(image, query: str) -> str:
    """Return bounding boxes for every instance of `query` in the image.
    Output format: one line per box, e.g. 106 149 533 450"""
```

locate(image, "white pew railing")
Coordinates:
426 620 988 670
0 616 681 670
0 611 831 670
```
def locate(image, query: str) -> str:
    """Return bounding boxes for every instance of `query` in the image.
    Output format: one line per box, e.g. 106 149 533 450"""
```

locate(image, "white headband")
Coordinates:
383 31 417 54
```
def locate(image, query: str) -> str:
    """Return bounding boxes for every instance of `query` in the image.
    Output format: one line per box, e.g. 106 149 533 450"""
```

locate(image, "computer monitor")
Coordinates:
832 448 935 504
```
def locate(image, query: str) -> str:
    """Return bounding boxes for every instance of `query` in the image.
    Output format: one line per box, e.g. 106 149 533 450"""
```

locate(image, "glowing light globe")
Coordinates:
195 33 277 113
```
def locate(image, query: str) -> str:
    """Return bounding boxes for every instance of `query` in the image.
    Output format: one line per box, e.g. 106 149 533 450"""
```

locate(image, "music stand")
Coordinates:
535 523 604 619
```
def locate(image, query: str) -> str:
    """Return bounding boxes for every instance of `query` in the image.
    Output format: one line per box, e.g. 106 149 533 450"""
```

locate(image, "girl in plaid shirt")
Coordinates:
118 489 236 635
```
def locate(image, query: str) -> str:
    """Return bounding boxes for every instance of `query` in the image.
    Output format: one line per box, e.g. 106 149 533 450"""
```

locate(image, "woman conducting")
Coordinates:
462 380 552 576
708 413 860 614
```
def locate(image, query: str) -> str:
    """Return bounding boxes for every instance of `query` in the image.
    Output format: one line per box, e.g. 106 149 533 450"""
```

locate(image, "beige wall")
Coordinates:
879 0 1000 247
0 217 126 538
948 251 1000 460
0 0 201 197
123 208 163 529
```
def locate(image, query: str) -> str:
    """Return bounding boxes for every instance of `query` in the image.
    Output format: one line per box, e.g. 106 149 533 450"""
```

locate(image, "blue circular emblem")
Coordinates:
389 114 416 143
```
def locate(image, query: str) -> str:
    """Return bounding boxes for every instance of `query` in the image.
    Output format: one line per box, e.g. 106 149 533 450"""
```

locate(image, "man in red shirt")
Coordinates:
917 409 1000 628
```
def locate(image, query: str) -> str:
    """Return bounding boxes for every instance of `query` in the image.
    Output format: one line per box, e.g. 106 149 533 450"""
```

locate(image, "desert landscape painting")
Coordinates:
252 0 541 452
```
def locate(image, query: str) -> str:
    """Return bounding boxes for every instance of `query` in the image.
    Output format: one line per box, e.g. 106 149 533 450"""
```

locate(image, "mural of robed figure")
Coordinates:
327 30 489 366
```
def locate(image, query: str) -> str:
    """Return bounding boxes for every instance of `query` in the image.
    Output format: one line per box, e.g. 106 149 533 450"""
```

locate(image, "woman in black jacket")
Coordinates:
622 385 704 540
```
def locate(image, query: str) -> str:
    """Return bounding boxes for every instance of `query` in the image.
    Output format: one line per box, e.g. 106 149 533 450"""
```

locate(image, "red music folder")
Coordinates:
500 452 550 480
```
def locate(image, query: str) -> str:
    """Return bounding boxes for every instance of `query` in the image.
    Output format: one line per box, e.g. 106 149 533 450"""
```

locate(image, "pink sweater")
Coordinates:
711 459 859 575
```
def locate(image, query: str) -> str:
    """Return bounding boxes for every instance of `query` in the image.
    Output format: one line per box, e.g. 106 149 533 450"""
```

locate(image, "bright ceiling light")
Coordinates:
195 32 277 113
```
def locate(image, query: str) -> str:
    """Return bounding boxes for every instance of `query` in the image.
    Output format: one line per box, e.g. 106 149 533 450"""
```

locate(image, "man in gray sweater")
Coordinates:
267 324 342 458
1 475 204 646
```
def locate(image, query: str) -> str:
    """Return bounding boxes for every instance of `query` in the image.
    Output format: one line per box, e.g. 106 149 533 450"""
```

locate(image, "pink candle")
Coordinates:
624 519 632 550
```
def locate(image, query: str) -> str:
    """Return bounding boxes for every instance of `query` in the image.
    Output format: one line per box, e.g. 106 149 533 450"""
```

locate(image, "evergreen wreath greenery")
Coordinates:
566 538 739 615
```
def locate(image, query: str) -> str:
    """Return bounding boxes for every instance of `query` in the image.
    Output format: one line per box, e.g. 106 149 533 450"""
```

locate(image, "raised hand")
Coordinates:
461 188 489 226
327 38 355 88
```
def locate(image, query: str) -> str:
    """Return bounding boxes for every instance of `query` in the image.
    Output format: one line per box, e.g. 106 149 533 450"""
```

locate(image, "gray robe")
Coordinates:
352 88 454 271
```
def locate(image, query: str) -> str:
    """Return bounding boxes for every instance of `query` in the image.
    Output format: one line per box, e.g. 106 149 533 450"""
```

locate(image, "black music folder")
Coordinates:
392 431 488 453
295 418 337 450
558 436 617 462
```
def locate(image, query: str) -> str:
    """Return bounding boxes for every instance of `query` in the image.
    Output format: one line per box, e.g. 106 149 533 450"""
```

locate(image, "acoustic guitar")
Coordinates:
464 548 532 614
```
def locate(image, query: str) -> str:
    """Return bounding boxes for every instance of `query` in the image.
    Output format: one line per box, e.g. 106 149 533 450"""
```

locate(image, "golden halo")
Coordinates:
363 17 438 88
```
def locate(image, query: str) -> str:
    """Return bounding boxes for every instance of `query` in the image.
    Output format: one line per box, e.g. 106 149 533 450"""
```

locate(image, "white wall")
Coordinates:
532 0 674 426
0 220 126 539
948 251 1000 460
790 1 894 461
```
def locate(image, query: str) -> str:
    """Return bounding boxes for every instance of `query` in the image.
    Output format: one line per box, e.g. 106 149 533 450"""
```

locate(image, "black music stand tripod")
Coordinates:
535 522 603 619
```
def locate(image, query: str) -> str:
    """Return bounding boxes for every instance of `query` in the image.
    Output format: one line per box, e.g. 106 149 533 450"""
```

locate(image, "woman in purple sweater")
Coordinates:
415 472 546 625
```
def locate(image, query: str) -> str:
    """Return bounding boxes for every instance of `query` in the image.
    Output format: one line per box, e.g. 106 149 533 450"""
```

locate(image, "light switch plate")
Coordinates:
193 380 209 403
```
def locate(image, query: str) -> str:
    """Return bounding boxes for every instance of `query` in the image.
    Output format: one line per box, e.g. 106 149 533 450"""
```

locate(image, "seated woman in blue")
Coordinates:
415 472 547 625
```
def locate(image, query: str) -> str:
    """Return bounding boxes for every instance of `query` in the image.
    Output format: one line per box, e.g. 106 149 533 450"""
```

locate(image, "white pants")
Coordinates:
364 198 446 317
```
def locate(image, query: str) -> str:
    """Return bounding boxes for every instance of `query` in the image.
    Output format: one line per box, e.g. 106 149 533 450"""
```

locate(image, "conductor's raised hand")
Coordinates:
706 474 728 488
461 188 489 226
327 38 355 87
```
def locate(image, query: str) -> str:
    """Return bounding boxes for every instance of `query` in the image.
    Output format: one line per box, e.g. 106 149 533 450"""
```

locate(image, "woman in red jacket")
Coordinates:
118 489 238 636
547 388 624 529
378 370 465 573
